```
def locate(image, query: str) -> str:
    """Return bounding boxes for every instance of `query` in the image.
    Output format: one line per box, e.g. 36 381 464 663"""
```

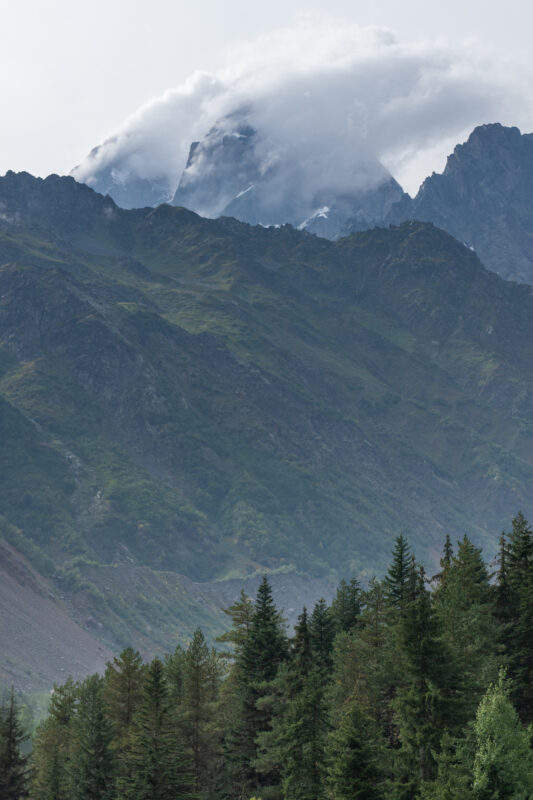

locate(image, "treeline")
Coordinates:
4 513 533 799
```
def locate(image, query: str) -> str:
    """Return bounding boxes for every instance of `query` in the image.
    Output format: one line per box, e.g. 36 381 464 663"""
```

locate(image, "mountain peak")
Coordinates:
387 122 533 282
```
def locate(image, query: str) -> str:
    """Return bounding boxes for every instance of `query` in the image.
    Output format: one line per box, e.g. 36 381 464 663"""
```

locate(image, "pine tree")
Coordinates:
30 678 78 800
384 535 411 613
289 607 313 689
0 687 30 800
327 694 381 800
499 512 533 721
434 536 499 718
309 598 335 673
280 667 328 800
68 674 114 800
182 629 223 797
225 576 287 797
394 564 464 797
164 644 187 705
330 578 361 634
419 732 475 800
216 590 254 658
121 658 191 800
105 648 145 749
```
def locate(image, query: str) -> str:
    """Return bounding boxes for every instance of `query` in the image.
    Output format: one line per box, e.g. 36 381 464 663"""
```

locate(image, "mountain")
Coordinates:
386 124 533 283
71 141 174 209
2 170 533 686
172 113 404 236
73 111 404 236
74 121 533 284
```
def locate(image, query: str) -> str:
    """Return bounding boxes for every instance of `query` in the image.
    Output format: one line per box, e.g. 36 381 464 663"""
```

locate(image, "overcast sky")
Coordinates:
1 0 532 193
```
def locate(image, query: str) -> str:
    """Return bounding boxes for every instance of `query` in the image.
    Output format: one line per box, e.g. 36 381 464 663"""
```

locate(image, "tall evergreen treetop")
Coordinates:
309 598 335 673
0 687 30 800
240 576 287 685
121 658 191 800
384 535 411 611
330 578 362 634
216 590 254 657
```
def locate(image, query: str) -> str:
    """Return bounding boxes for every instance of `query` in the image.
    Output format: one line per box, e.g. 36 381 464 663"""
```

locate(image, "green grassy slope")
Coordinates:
1 172 533 669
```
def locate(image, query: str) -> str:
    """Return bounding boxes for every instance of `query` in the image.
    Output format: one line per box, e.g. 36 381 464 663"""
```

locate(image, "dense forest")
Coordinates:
3 513 533 800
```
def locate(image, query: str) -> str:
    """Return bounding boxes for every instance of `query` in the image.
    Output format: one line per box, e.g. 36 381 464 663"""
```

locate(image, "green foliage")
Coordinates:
497 513 533 721
120 658 191 800
473 670 533 800
0 687 30 800
327 695 381 800
24 524 533 800
68 675 115 800
31 679 78 800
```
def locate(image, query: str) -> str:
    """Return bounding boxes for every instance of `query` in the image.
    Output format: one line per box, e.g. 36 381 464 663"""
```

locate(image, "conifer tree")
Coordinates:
182 628 223 797
327 694 381 800
105 647 145 749
394 564 463 797
289 607 313 689
309 598 335 672
68 674 114 800
434 536 499 717
330 578 361 634
121 658 191 800
499 512 533 721
280 667 328 800
384 535 411 612
419 732 475 800
216 590 254 657
226 576 287 796
31 678 78 800
164 644 187 705
0 687 30 800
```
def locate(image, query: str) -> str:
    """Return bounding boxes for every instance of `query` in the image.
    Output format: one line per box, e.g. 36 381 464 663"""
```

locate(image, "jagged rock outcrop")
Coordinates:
385 124 533 283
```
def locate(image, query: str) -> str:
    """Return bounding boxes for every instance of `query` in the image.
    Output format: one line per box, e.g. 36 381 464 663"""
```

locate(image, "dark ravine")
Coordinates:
1 170 533 686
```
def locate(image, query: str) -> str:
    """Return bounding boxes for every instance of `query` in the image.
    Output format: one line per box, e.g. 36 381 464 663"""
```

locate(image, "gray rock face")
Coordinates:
386 124 533 283
173 112 403 236
71 142 173 209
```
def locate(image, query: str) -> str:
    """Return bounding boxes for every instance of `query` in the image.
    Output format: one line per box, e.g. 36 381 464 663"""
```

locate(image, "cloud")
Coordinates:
72 22 531 198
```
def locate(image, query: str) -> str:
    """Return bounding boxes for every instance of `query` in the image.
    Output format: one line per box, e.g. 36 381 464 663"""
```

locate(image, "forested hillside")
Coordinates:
2 171 533 682
4 514 533 799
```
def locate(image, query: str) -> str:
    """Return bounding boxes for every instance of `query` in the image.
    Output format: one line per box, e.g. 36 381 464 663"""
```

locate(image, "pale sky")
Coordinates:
1 0 532 192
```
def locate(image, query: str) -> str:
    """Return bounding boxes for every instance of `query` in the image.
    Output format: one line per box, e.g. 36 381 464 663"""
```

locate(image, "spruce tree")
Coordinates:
384 535 411 613
327 695 381 800
309 598 335 673
105 647 145 749
164 644 187 705
394 564 463 797
434 536 499 718
289 607 313 689
68 674 114 800
216 590 254 657
499 512 533 721
280 667 328 800
31 678 78 800
226 576 287 796
121 658 191 800
330 578 361 634
0 687 30 800
182 629 223 797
